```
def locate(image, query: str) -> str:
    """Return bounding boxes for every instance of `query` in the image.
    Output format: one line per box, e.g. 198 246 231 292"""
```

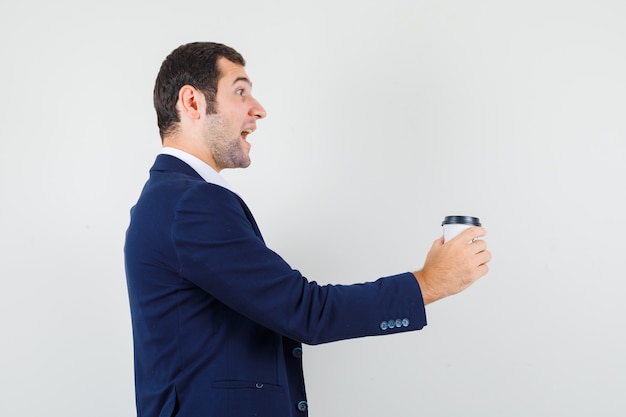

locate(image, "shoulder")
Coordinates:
175 181 248 222
172 182 259 243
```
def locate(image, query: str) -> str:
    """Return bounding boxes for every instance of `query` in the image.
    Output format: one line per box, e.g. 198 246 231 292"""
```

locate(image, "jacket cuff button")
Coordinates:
292 347 303 358
297 400 308 412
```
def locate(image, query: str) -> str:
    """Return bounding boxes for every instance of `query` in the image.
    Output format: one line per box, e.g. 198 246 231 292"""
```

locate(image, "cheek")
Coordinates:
225 103 247 122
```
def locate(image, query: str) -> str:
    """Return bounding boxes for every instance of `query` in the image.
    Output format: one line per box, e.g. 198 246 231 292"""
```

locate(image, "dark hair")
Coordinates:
153 42 245 138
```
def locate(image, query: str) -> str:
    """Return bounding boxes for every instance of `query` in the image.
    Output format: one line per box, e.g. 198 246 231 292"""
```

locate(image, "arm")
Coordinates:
171 183 427 345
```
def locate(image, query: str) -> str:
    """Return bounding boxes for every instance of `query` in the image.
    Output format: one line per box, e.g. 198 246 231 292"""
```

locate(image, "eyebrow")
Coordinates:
233 76 252 87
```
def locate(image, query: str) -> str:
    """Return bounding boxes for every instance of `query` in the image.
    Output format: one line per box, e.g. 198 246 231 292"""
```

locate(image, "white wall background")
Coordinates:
1 1 625 416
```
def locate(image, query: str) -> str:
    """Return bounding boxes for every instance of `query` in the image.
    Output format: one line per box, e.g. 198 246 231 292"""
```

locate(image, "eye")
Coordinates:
236 89 245 97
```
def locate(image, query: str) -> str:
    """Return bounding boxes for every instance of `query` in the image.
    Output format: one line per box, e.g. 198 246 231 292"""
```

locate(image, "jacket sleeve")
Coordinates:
171 183 427 345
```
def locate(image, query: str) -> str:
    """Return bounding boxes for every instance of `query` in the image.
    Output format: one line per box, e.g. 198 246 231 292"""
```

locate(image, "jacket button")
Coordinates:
292 347 303 358
380 321 388 330
297 400 308 412
402 318 410 327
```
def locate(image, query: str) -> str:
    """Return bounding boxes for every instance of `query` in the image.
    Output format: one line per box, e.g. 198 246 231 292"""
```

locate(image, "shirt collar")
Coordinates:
159 147 233 192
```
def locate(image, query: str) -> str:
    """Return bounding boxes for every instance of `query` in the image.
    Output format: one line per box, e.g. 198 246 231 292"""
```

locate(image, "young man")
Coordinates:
124 41 491 417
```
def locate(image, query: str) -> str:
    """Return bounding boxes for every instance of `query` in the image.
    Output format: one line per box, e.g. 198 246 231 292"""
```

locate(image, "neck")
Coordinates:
162 136 220 172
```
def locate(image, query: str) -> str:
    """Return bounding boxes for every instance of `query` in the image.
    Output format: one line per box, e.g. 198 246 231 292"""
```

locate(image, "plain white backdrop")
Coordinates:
1 1 625 416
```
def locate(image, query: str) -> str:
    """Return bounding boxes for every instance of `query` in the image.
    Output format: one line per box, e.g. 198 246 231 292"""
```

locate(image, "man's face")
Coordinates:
202 58 266 171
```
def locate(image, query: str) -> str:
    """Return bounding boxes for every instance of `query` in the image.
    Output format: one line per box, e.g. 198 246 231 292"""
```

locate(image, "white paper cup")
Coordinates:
442 216 481 243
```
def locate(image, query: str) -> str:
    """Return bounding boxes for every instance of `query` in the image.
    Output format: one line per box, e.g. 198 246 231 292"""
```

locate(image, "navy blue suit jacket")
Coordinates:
124 155 427 416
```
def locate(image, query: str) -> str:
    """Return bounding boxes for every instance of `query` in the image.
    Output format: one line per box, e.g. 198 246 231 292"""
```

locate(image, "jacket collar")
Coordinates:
152 151 233 192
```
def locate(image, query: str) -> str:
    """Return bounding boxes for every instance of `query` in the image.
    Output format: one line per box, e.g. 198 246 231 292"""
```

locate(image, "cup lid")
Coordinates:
442 216 481 226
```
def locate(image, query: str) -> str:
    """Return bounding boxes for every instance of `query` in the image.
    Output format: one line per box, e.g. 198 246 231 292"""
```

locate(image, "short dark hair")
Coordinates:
153 42 245 139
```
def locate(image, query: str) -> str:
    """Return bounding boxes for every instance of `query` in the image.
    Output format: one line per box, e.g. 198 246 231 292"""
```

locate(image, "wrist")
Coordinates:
413 270 436 306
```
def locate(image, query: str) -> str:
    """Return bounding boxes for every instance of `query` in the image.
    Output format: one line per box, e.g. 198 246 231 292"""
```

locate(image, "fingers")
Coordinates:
445 226 486 246
461 226 486 240
469 239 487 254
467 235 491 264
462 250 491 283
460 231 491 271
476 262 490 278
476 249 492 266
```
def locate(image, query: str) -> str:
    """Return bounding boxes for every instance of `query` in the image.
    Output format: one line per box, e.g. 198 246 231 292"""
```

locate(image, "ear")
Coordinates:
177 85 204 121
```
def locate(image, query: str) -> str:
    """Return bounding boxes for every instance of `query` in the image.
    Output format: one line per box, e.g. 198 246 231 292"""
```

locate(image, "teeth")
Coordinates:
242 130 252 135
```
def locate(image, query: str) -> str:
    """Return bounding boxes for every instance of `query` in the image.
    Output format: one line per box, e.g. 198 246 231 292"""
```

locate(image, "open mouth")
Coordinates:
241 130 253 148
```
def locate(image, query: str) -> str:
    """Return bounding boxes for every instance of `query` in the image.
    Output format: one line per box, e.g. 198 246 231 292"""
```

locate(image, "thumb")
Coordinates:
432 236 444 248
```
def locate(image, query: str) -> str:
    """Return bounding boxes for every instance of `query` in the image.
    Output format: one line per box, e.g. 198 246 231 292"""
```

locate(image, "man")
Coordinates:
124 42 491 417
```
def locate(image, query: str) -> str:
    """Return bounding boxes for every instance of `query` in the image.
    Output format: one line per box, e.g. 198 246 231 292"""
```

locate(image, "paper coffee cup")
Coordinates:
442 216 481 243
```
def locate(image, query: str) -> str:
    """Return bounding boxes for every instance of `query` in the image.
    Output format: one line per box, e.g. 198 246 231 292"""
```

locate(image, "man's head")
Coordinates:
153 42 266 171
154 42 244 138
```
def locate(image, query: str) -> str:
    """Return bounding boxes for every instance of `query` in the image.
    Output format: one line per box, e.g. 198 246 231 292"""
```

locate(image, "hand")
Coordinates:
414 227 491 305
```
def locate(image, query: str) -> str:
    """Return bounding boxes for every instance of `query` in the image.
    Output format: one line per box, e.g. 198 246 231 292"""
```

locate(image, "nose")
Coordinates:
249 97 267 120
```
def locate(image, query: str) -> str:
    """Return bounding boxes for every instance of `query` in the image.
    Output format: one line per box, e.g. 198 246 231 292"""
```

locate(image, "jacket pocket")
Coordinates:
211 380 289 416
212 379 284 393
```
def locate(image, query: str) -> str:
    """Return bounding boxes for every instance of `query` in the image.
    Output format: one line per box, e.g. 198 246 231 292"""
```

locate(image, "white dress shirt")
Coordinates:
159 147 233 192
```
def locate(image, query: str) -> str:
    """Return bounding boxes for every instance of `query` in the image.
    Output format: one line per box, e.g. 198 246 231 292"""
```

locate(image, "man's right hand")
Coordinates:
413 227 492 305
